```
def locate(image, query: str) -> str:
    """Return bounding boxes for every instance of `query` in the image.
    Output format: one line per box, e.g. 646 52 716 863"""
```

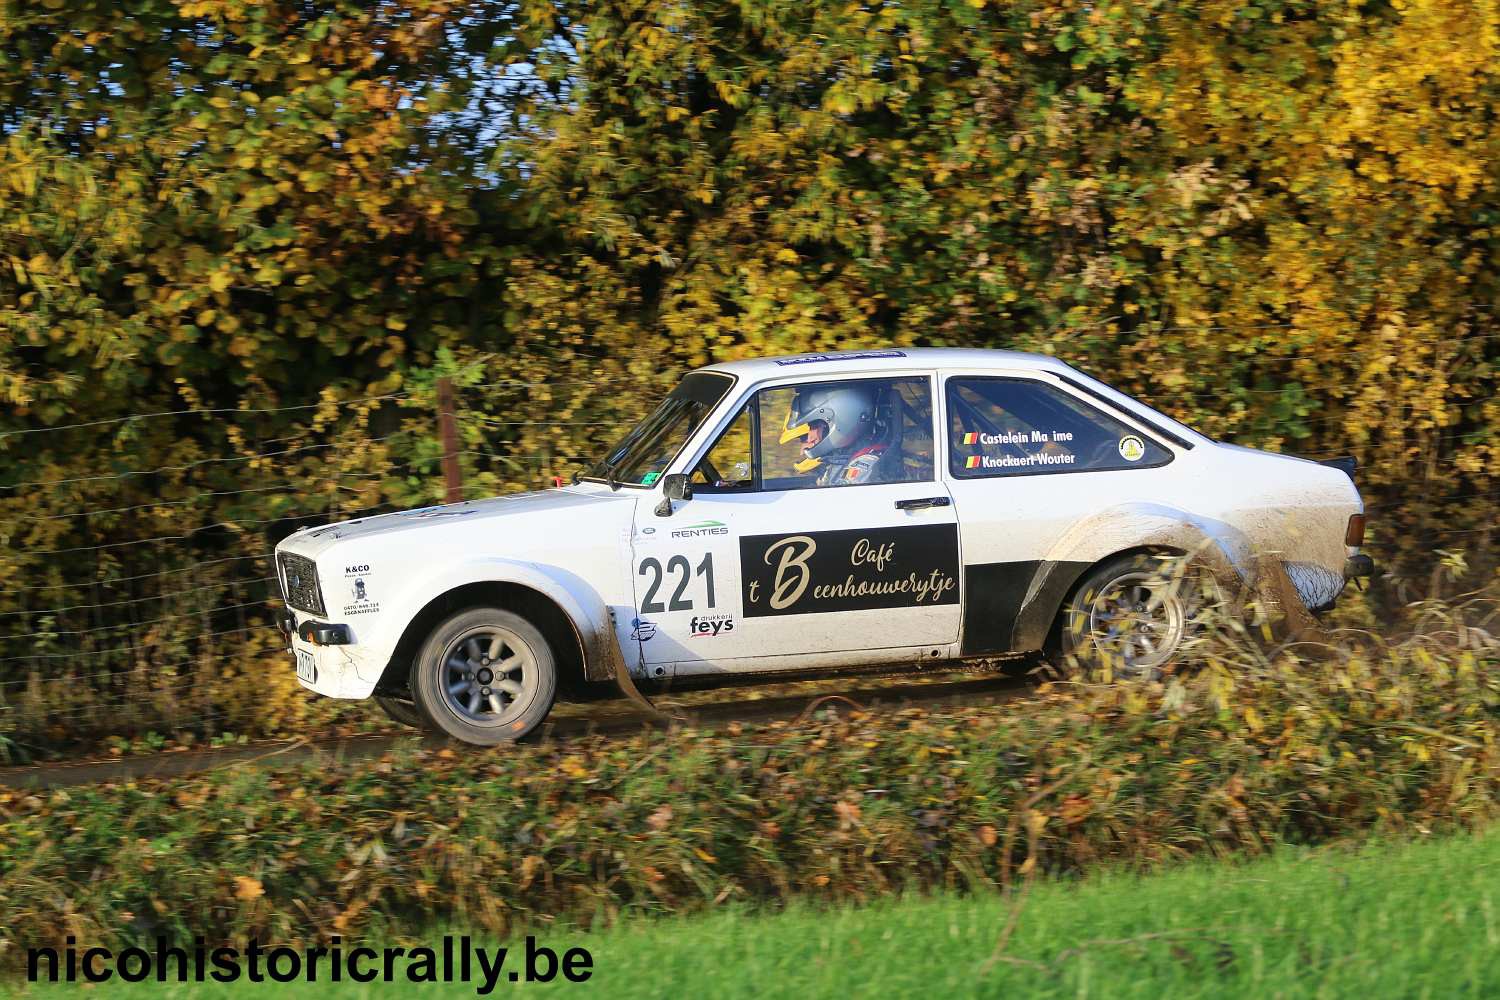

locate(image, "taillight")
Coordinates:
1345 513 1366 547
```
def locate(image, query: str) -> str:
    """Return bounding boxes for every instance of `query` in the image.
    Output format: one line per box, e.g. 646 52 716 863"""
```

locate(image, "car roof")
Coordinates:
699 347 1071 380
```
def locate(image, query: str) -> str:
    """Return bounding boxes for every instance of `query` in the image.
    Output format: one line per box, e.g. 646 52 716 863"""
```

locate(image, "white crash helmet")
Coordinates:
780 383 878 468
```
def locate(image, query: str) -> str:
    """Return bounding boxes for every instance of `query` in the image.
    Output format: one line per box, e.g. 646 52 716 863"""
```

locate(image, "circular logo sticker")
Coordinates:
1118 435 1146 462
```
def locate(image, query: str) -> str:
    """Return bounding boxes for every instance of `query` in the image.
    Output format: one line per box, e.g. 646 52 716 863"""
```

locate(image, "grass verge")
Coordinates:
10 825 1500 998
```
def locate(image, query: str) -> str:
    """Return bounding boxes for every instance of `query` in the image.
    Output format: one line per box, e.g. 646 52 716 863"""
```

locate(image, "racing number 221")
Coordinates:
638 554 716 613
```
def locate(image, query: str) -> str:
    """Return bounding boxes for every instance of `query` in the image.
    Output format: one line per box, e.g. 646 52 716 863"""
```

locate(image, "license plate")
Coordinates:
296 649 317 683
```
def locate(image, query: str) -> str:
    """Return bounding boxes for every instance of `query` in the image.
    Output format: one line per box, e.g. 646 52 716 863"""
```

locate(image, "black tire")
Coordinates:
409 606 557 746
374 694 426 730
1057 552 1215 679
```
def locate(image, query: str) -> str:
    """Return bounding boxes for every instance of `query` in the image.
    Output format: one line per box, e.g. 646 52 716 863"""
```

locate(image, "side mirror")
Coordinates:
654 473 692 517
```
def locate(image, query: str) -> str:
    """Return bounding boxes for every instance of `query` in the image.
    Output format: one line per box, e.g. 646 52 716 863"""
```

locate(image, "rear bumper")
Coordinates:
1287 553 1373 615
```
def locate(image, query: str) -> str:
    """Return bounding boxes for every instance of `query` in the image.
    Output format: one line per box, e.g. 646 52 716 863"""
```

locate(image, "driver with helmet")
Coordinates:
779 382 890 486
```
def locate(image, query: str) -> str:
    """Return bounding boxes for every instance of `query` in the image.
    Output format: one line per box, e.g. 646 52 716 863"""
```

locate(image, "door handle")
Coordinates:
894 496 951 511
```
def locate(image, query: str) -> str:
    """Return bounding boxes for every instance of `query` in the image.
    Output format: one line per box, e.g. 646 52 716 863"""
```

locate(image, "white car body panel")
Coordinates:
272 348 1365 702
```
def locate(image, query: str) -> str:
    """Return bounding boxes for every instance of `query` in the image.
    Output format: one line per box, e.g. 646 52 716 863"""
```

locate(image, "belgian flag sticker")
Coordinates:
961 432 979 445
965 455 982 469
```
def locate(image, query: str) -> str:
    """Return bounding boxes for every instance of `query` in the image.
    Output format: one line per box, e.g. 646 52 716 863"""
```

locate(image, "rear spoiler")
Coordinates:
1318 455 1357 481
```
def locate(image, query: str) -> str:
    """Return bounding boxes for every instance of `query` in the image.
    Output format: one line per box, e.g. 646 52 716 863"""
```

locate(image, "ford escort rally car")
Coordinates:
274 348 1373 745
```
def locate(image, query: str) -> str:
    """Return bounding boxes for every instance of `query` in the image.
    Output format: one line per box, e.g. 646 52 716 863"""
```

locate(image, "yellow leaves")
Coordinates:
384 315 407 331
297 170 329 193
516 855 545 891
825 89 858 116
1058 795 1093 827
232 876 264 901
332 899 367 932
208 271 233 293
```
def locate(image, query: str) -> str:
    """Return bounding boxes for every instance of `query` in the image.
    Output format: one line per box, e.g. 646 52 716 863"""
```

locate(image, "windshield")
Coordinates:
579 372 735 487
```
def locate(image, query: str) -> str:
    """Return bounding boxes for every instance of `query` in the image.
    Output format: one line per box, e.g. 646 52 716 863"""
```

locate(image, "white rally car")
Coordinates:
274 348 1372 745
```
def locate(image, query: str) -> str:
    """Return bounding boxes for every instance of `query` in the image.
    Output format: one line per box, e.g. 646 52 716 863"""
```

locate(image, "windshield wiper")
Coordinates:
587 456 623 491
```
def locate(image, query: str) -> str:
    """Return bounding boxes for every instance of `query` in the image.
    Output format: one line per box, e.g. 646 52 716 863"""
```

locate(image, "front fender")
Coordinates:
348 558 623 697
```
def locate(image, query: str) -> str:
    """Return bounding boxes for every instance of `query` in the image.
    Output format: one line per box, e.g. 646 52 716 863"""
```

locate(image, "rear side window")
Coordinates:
946 378 1171 478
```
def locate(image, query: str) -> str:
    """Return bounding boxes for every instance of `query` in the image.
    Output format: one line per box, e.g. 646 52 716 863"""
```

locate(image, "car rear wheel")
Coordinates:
1058 553 1215 679
373 694 426 730
409 607 557 746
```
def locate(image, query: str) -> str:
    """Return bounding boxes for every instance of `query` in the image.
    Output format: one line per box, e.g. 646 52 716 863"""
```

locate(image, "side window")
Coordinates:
946 378 1171 478
757 377 935 491
692 403 754 492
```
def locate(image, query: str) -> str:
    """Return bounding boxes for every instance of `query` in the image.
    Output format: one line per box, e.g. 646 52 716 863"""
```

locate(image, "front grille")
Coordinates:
278 551 325 616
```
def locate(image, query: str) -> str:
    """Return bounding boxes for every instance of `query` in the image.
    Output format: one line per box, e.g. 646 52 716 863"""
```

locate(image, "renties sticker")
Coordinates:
1118 435 1146 462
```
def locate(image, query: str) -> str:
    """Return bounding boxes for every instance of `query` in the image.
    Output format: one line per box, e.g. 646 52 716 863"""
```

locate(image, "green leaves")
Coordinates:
0 0 1496 752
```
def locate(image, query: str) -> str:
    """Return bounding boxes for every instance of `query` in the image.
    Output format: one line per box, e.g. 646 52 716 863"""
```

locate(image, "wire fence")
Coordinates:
0 337 1494 756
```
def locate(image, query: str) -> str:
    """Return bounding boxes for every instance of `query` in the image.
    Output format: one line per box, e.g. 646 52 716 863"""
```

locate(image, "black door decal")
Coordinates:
739 524 960 618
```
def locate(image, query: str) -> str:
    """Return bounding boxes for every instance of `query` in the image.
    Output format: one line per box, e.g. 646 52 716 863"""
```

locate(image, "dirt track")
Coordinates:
0 671 1033 789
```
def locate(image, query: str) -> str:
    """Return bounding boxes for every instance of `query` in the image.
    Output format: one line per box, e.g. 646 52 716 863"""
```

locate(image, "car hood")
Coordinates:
278 486 635 560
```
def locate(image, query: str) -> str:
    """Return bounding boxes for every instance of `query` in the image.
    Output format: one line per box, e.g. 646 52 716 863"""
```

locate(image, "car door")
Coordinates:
629 372 963 676
939 370 1182 656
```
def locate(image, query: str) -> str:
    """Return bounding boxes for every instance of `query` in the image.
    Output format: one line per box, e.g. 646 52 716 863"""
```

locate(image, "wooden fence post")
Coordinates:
437 377 462 504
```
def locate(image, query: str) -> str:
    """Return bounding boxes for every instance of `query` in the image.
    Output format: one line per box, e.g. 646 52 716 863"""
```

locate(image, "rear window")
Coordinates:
946 377 1171 478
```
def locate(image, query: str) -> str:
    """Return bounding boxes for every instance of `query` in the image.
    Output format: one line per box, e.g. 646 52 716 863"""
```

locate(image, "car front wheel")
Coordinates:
1058 553 1214 679
409 607 557 746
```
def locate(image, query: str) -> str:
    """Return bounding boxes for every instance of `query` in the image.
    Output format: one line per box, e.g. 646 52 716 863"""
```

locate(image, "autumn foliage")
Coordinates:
0 633 1495 963
0 1 1496 746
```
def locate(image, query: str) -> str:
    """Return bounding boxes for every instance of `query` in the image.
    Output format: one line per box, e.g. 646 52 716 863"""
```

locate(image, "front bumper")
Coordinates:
278 612 383 699
277 610 352 646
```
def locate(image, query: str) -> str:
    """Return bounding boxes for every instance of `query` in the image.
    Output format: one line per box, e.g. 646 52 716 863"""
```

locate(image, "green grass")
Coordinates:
12 826 1499 999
